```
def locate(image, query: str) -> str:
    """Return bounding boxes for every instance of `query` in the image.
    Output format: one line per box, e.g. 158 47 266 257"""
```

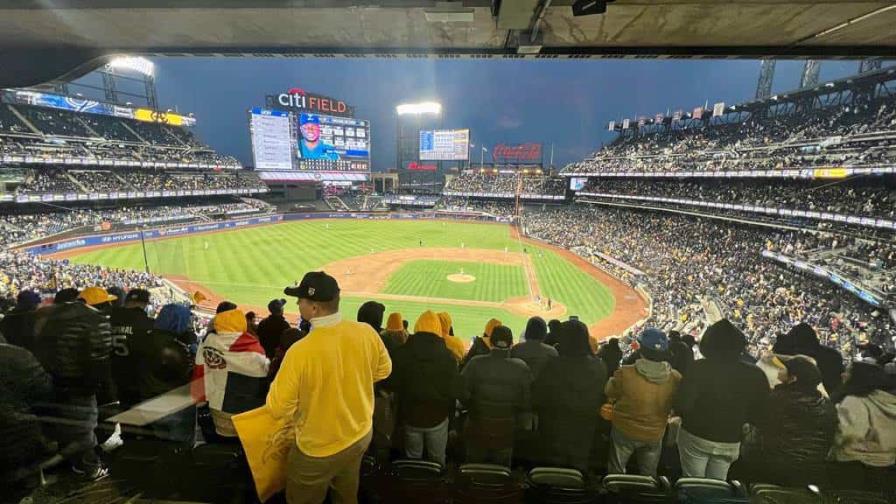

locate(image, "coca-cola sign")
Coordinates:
492 143 542 163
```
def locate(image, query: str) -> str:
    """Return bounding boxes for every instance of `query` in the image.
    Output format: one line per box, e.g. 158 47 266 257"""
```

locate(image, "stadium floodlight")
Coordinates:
107 56 155 76
396 102 442 115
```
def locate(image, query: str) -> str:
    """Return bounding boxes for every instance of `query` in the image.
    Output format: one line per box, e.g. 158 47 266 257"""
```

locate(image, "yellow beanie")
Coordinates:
437 312 453 338
386 312 404 332
414 311 443 336
214 309 247 334
78 286 117 306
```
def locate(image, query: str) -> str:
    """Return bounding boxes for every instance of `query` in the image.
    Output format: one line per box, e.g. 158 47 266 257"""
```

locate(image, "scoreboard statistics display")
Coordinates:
419 129 469 161
249 108 293 170
248 108 370 172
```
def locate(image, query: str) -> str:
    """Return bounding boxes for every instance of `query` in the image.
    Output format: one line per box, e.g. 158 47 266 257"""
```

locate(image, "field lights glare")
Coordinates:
396 102 442 115
107 56 155 77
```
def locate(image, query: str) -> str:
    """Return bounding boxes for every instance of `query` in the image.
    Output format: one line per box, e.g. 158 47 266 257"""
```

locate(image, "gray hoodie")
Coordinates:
832 390 896 467
635 358 672 384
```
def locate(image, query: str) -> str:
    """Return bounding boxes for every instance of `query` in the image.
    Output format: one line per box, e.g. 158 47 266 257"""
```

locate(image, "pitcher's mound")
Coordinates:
447 274 476 283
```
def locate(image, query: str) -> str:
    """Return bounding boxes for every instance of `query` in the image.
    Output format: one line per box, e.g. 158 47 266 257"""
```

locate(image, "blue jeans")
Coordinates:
677 428 740 480
404 418 449 468
608 427 663 477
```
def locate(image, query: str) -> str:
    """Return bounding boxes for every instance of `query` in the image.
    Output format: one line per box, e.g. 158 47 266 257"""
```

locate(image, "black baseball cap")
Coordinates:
284 271 340 302
125 288 151 304
268 298 287 313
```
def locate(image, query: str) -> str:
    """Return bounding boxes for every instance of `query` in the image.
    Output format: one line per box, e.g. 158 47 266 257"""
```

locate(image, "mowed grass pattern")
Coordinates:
383 260 528 302
68 219 615 340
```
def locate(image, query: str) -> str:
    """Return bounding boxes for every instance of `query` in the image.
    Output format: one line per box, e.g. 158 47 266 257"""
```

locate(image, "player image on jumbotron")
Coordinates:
298 114 339 161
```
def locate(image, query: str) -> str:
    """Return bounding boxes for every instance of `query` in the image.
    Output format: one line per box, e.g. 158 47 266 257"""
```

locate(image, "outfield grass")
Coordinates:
383 260 528 302
67 219 615 340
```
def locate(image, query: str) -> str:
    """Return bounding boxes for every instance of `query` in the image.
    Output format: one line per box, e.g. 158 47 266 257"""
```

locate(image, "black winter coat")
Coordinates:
0 308 37 351
34 302 112 396
461 349 532 420
256 314 291 359
511 340 558 379
533 355 608 471
0 342 54 473
109 306 154 406
387 331 462 428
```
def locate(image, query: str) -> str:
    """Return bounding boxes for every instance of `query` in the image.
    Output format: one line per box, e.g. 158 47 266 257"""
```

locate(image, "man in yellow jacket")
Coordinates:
267 272 392 504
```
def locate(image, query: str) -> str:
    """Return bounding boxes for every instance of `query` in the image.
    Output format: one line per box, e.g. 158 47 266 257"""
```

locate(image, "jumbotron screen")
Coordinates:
419 129 469 161
248 108 370 172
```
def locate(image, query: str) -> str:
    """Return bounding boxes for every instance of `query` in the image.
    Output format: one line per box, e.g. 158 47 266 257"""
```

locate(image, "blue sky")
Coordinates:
130 58 866 170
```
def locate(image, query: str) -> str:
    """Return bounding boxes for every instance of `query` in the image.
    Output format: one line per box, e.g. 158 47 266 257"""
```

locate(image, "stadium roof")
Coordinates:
1 0 896 87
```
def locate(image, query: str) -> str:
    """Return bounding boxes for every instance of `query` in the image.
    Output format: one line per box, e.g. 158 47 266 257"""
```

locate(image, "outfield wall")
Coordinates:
22 211 504 256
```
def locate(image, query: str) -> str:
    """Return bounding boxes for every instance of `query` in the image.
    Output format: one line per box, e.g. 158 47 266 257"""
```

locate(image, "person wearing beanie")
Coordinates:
192 308 269 438
461 318 502 369
605 328 681 476
533 320 608 473
749 355 837 486
267 272 391 502
437 312 467 363
385 311 462 467
0 289 41 350
778 322 845 397
673 319 770 479
108 288 155 409
380 312 409 354
257 299 291 359
511 316 558 380
461 325 532 466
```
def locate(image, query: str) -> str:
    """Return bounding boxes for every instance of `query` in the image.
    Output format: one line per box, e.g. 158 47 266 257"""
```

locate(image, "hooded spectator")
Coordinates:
33 296 112 480
192 308 269 438
380 312 409 354
780 322 844 396
0 290 41 350
257 298 290 359
606 328 681 476
386 310 462 467
597 337 623 377
673 319 770 479
753 355 837 486
461 325 532 466
461 318 502 368
357 300 386 333
511 316 558 379
108 288 154 408
667 331 694 376
545 319 562 347
533 319 608 473
245 311 259 335
829 362 896 491
437 311 467 363
267 272 391 502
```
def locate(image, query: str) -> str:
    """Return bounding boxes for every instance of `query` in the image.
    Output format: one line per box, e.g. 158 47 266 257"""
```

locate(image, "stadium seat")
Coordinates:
600 474 673 504
748 483 822 504
377 459 450 503
106 438 188 499
674 478 748 503
455 463 522 504
525 467 596 504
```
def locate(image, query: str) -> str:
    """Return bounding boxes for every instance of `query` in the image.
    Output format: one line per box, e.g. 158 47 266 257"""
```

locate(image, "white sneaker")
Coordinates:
100 423 123 453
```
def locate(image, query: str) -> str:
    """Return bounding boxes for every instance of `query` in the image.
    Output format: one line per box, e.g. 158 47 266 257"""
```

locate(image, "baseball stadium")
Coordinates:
2 2 896 504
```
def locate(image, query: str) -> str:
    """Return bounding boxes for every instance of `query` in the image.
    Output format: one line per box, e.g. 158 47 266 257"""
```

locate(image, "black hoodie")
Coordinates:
673 319 769 443
386 331 462 428
782 323 844 397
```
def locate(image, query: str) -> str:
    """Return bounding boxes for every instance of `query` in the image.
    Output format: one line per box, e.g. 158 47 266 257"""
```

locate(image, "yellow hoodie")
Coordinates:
437 312 466 362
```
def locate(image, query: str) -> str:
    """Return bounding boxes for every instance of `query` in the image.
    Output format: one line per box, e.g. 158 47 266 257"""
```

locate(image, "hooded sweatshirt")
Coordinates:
832 390 896 467
437 312 466 362
192 309 269 436
605 358 682 442
783 323 845 397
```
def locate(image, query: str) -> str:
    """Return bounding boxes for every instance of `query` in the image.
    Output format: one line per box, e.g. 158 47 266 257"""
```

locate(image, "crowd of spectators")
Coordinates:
12 167 267 195
437 196 518 219
445 172 566 196
2 270 894 502
522 205 895 358
580 177 896 221
564 98 896 175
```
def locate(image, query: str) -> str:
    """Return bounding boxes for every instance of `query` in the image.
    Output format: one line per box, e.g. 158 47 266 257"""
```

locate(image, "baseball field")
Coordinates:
60 219 645 341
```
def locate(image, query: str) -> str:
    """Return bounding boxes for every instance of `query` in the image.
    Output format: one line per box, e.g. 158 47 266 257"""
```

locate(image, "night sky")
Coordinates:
128 58 865 171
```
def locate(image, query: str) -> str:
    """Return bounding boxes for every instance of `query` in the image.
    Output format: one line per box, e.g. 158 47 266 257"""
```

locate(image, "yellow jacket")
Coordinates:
266 314 392 457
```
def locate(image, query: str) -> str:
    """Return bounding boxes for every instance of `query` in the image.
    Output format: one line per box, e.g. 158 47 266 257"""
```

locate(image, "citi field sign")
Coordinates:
266 87 354 117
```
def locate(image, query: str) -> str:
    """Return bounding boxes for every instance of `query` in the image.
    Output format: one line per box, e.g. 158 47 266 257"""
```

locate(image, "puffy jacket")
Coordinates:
758 383 837 471
34 302 112 396
832 390 896 467
606 359 681 442
256 314 290 359
135 328 194 401
0 307 37 351
511 340 558 379
0 342 54 474
387 331 463 428
461 349 532 420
